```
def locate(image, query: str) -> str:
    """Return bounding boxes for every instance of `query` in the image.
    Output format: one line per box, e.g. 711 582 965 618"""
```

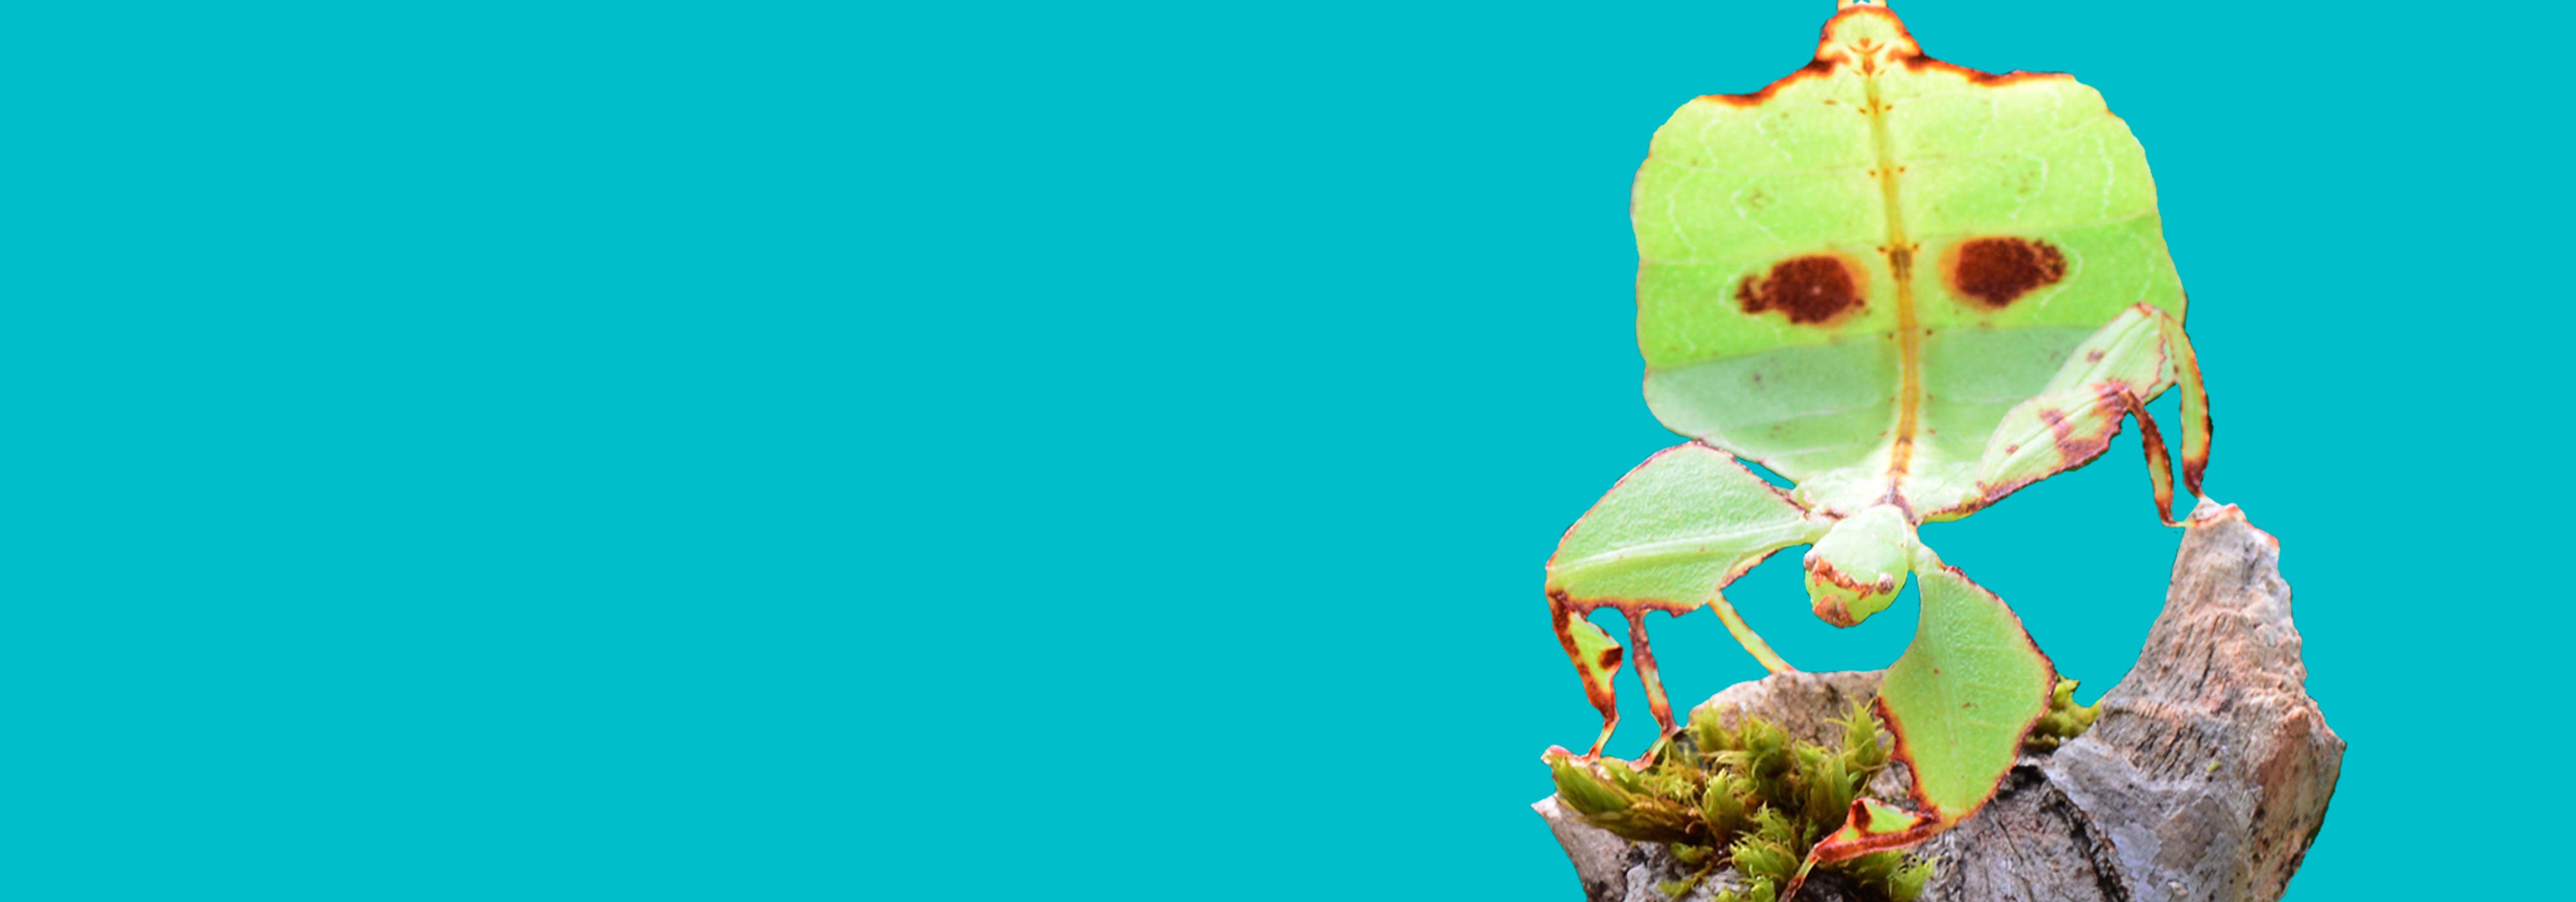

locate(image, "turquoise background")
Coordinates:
12 1 2559 898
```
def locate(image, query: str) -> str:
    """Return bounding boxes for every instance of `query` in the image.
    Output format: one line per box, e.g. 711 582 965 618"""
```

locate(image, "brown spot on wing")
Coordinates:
1942 237 2067 309
1738 254 1867 325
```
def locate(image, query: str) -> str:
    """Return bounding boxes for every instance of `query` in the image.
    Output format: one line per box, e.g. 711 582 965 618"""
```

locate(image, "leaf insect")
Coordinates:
1542 0 2215 873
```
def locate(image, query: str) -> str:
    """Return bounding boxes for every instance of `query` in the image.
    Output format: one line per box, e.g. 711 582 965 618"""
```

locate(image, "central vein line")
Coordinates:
1862 53 1923 504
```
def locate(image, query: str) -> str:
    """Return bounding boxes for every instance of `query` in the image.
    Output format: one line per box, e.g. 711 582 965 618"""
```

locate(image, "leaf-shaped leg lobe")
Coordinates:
1978 383 2186 525
1876 555 2055 826
1547 443 1826 688
1786 798 1942 900
1549 592 1625 758
1777 564 2052 892
2123 390 2182 525
2126 301 2212 500
2159 307 2213 495
1549 597 1691 762
1959 303 2212 524
1812 798 1941 863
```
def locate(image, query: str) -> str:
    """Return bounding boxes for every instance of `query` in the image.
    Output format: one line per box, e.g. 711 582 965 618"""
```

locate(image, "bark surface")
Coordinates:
1533 503 2342 902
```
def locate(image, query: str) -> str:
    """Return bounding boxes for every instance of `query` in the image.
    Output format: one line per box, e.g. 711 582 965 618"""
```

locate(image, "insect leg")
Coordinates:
1549 592 1624 758
2151 307 2212 496
1707 588 1795 674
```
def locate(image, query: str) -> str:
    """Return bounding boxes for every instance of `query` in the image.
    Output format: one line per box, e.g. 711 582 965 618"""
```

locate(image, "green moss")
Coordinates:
1552 678 2107 899
2022 678 2101 751
1548 700 1931 902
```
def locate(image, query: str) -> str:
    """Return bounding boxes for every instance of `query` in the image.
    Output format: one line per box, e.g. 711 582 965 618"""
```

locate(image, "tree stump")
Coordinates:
1534 503 2342 902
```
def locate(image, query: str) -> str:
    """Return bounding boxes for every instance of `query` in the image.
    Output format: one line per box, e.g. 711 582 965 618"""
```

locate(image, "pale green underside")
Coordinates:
1546 444 1827 608
1649 325 2092 515
1633 30 2184 517
1880 557 2052 818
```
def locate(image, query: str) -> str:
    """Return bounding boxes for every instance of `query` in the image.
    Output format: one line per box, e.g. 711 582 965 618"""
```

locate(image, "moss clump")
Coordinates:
2022 678 2101 751
1548 701 1933 902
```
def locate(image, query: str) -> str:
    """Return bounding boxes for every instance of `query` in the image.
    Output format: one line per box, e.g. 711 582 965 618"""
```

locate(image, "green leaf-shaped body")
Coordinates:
1544 4 2217 848
1634 5 2184 519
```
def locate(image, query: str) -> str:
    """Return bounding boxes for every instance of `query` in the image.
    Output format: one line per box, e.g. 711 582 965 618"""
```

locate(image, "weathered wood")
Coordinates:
1533 503 2342 902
